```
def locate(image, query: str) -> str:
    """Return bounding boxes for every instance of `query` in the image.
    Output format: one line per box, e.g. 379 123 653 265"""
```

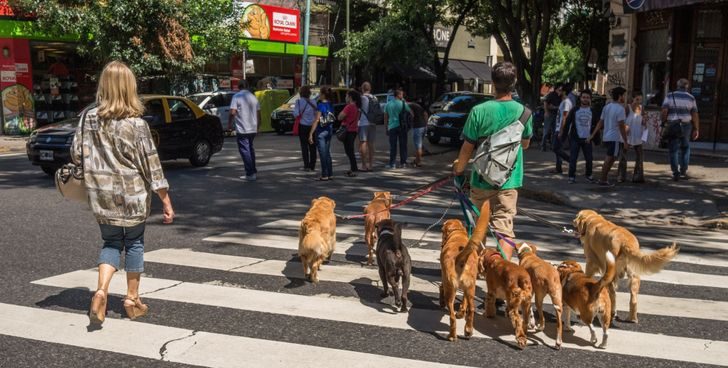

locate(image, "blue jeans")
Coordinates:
541 114 556 148
668 123 692 176
316 128 333 177
98 223 145 272
388 126 408 166
568 136 593 178
552 134 570 171
236 133 257 176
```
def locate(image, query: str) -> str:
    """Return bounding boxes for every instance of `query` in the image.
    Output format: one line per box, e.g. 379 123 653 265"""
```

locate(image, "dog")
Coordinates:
557 260 613 348
375 219 411 312
479 248 532 349
439 219 479 341
573 209 679 322
517 242 563 349
298 196 336 283
363 191 392 266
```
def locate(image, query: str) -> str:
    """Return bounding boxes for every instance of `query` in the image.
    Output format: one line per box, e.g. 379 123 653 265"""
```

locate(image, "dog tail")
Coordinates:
623 242 679 275
512 275 532 304
299 220 325 257
594 250 616 298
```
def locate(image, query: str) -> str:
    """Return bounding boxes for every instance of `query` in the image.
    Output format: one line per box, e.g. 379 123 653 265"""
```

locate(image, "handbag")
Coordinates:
398 100 412 131
661 94 685 141
55 111 88 202
335 125 347 142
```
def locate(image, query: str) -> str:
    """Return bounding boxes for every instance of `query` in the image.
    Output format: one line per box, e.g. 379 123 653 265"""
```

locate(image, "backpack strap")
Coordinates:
476 105 531 144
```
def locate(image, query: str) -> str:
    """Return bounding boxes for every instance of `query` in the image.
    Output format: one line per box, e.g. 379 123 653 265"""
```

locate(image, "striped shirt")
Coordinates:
662 91 697 123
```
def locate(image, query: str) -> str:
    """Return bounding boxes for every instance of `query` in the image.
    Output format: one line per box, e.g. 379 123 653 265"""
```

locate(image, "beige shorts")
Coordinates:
469 188 518 238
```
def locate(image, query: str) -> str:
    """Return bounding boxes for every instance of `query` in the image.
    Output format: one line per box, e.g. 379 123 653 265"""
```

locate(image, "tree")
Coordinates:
9 0 246 77
542 37 584 85
558 0 610 76
467 0 562 107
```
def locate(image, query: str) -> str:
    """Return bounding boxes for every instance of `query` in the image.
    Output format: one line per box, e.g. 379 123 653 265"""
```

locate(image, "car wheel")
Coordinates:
427 134 441 145
189 140 212 167
41 165 56 176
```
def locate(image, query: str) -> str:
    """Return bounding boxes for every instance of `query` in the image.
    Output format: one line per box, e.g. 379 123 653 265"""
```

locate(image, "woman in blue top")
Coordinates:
309 87 334 180
293 86 318 171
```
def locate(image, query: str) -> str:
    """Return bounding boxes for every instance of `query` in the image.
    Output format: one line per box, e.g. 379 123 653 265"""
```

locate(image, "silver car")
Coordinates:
189 91 236 133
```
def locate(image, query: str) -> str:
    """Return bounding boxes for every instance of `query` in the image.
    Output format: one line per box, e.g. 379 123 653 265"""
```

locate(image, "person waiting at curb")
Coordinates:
408 98 428 167
358 82 377 172
229 80 261 182
589 86 628 186
452 61 533 261
620 91 646 183
661 78 699 181
552 82 572 174
383 88 412 169
293 86 318 172
563 89 595 184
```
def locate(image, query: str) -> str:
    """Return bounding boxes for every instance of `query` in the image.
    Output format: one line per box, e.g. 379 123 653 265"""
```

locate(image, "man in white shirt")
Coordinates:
229 80 261 181
589 86 628 186
564 89 595 183
359 82 377 171
552 83 573 174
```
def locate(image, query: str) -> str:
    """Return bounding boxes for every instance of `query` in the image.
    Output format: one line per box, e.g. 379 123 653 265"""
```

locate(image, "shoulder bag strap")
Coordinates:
79 110 88 171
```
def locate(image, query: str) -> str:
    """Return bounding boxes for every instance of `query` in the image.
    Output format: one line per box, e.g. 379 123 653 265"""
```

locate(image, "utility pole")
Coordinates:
301 0 312 87
345 0 350 87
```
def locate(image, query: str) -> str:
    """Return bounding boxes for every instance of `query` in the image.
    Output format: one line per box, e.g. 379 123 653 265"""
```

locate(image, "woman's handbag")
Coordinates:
55 112 88 202
335 125 347 142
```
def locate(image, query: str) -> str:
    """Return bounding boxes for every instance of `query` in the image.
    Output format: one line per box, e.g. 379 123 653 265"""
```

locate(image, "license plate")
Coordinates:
40 150 54 161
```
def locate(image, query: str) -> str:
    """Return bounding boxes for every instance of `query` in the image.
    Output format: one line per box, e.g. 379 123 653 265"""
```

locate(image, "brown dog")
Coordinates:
363 191 392 265
517 242 563 349
479 248 532 349
557 260 613 348
439 219 479 341
573 209 679 322
299 196 336 283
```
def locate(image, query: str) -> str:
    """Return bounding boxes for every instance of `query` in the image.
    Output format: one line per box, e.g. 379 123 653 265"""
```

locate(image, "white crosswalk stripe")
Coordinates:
9 195 728 367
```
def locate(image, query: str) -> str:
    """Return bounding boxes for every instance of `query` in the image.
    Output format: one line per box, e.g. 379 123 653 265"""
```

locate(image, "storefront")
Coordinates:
609 0 728 150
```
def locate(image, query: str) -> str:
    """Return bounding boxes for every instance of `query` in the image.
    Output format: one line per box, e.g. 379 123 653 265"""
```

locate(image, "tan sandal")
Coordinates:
88 289 107 325
123 296 149 320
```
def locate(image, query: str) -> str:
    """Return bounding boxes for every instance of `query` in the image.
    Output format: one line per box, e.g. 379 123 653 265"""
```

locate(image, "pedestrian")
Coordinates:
552 83 572 174
293 86 318 171
589 86 628 186
308 87 334 181
619 92 645 183
452 61 533 261
564 89 595 184
661 78 699 181
383 88 412 169
71 61 175 325
229 80 261 181
338 89 361 177
541 83 562 151
408 98 428 167
358 82 378 171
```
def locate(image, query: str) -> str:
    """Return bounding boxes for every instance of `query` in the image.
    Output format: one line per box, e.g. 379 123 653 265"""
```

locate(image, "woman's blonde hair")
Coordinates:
96 61 144 120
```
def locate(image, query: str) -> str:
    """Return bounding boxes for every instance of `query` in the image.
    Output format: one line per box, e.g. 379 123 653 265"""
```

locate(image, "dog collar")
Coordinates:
519 243 532 254
378 229 394 237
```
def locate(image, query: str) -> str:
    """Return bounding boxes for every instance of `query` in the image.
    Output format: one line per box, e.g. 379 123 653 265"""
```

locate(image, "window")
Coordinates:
223 93 234 106
168 99 195 122
211 95 227 109
142 99 165 126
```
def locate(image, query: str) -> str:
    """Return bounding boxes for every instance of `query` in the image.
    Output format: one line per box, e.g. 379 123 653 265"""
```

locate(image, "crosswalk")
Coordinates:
4 191 728 367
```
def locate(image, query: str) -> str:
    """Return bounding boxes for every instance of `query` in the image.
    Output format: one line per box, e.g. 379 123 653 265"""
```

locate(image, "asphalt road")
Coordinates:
0 131 726 368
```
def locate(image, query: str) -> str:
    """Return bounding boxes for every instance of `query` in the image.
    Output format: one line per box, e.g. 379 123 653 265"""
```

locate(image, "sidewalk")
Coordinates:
520 146 728 229
0 136 27 155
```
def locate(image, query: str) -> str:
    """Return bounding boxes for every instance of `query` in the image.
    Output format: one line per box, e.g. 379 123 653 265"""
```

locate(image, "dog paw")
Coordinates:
535 324 545 332
516 337 527 349
590 336 598 345
464 328 473 338
597 341 608 349
447 334 457 342
400 305 408 313
455 311 465 319
565 326 575 332
555 342 562 350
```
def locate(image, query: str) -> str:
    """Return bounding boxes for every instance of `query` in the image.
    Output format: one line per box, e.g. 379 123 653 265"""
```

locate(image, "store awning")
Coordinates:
392 63 438 81
447 60 492 83
623 0 707 13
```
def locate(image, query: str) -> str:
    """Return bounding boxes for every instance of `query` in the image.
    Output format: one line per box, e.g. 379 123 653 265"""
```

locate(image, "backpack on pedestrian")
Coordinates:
360 95 383 125
398 100 412 131
471 107 532 188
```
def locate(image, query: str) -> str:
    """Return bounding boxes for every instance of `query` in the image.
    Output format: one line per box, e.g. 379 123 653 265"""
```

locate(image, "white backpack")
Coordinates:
472 107 531 188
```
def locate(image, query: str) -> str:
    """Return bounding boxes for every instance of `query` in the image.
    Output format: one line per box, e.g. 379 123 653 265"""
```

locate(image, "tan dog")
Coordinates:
573 209 679 322
299 196 337 283
363 191 392 265
557 260 612 348
517 242 563 349
479 248 532 349
439 219 479 341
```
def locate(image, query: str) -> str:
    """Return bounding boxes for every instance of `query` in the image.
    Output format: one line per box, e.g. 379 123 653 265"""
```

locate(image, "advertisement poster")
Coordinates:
0 38 35 135
239 2 300 43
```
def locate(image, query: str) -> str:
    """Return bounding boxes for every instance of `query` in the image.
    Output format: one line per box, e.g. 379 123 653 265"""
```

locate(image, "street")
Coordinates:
0 131 727 368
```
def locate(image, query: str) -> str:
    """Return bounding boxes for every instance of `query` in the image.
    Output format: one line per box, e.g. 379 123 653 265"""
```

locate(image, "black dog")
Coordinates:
375 219 411 312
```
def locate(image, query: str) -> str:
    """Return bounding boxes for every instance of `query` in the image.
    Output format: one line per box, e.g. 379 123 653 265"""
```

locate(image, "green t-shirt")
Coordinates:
384 99 412 130
462 100 533 190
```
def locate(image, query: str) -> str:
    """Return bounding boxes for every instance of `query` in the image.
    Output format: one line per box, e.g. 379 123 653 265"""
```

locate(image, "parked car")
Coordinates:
426 93 494 145
373 93 393 111
188 90 236 134
27 95 224 175
428 91 479 114
270 86 349 135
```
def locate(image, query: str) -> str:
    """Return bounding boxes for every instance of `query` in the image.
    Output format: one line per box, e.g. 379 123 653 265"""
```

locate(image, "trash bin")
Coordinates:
255 89 290 132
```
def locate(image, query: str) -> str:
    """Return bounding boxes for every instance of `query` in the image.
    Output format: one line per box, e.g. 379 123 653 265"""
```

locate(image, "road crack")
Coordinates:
227 259 267 271
141 281 184 296
704 341 713 351
159 330 198 361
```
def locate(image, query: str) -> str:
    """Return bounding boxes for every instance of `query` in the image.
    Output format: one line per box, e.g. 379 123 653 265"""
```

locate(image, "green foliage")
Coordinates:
557 0 609 72
542 37 584 84
9 0 245 77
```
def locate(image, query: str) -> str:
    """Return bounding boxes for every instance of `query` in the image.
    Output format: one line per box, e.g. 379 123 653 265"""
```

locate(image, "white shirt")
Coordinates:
600 102 626 142
626 106 644 146
359 93 371 127
573 107 592 139
556 98 572 132
230 90 260 134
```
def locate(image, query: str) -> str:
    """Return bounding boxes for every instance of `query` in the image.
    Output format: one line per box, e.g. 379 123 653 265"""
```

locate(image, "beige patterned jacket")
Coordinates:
71 111 169 227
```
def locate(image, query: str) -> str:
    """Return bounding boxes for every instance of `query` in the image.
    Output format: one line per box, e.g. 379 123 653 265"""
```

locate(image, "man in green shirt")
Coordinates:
383 88 412 168
452 62 533 260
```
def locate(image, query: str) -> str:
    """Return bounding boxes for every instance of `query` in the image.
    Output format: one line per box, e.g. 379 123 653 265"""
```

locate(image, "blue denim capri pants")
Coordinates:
98 223 146 272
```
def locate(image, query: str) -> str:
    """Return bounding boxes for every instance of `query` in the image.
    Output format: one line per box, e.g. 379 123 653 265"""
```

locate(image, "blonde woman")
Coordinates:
71 61 175 325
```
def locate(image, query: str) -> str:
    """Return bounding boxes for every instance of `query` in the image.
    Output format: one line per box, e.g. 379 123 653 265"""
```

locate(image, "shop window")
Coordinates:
169 99 195 122
639 62 666 107
696 10 722 38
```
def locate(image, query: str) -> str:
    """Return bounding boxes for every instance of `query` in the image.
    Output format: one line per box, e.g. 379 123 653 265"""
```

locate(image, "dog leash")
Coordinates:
403 195 456 248
454 181 509 259
517 207 576 235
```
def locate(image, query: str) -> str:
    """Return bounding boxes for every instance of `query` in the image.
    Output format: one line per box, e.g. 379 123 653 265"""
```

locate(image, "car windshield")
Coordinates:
188 94 209 105
285 91 321 105
442 95 483 112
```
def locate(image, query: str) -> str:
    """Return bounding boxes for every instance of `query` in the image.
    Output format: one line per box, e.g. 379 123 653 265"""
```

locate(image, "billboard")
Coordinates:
239 2 300 43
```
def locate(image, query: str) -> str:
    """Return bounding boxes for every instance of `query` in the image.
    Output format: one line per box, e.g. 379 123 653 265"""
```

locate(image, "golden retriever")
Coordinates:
439 219 479 341
363 191 392 265
299 196 336 283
